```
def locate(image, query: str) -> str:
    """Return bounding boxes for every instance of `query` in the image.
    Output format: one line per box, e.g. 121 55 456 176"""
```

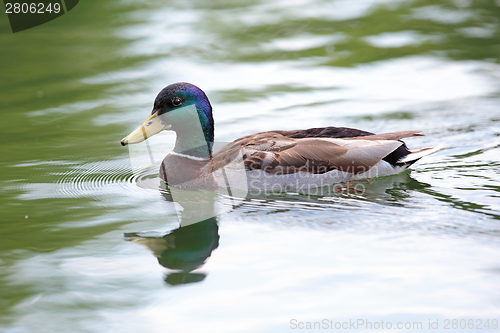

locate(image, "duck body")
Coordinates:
121 83 439 192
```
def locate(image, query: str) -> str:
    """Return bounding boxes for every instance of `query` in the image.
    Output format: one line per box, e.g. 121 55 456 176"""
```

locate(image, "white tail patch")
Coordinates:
398 146 442 164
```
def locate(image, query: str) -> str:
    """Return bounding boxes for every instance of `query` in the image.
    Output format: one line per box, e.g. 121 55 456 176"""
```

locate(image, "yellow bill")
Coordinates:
121 112 168 146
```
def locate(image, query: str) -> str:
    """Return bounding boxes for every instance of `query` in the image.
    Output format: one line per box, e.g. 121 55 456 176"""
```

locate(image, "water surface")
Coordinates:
1 0 500 332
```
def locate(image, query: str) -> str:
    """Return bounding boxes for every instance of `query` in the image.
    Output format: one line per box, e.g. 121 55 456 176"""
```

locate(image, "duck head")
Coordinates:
121 82 215 157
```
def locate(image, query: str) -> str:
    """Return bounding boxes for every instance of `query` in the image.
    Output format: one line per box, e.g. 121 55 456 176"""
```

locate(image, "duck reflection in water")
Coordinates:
125 217 219 286
125 189 220 286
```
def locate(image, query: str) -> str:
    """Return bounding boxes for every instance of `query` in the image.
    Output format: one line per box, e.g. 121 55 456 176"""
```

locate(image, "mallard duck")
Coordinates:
121 82 439 192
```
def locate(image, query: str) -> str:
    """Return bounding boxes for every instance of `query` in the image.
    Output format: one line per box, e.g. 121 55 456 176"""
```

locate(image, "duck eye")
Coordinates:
171 97 183 107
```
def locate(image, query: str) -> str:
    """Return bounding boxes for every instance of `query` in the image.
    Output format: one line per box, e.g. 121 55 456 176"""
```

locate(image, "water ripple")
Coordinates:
7 158 161 200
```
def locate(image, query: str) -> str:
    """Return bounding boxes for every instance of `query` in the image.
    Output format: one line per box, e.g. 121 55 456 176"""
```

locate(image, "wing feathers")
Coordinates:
346 130 423 141
205 128 421 176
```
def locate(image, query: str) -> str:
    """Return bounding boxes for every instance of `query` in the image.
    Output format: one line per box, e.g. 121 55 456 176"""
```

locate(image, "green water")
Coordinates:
1 0 500 332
